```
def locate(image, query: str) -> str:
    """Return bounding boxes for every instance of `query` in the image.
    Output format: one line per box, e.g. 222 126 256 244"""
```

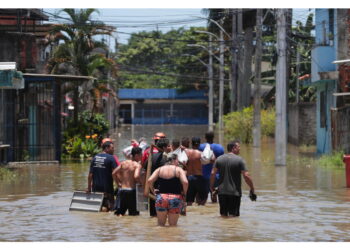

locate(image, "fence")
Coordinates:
331 105 350 154
0 77 60 162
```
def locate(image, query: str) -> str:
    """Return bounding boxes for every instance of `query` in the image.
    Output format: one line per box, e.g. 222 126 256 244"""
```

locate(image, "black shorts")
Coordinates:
186 175 207 203
218 194 241 217
115 189 139 216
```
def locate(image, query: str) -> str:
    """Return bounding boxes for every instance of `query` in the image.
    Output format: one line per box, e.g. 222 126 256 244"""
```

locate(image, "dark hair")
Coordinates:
227 140 240 152
131 147 142 156
192 137 201 146
166 153 178 163
181 137 190 146
205 131 214 142
102 141 113 150
156 138 169 149
172 139 180 148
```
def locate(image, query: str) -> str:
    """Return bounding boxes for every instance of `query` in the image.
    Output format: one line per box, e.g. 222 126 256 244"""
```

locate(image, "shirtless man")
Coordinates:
113 147 142 216
185 137 207 206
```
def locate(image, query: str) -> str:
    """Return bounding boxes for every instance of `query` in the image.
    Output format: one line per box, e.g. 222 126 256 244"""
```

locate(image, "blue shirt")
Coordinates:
199 143 225 179
89 153 117 194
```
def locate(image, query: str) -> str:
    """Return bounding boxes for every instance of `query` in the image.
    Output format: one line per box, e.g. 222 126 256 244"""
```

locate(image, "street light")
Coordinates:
188 28 225 131
182 52 214 131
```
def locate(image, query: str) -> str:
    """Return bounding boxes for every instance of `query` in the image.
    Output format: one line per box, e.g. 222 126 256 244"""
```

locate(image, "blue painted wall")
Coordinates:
311 9 339 154
311 9 337 82
315 80 336 154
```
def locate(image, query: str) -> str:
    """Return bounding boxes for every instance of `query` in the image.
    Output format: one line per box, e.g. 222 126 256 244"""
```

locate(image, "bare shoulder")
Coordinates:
133 161 141 168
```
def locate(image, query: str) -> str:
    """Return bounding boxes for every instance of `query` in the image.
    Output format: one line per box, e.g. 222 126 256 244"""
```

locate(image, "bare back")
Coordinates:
114 160 140 189
185 149 202 176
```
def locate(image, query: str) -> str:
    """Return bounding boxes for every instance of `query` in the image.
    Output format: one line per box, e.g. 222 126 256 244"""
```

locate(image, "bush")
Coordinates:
223 106 275 143
62 111 109 159
0 168 17 181
318 151 344 168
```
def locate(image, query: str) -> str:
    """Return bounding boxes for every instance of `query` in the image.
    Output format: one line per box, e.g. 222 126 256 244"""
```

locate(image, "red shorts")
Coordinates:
155 193 184 214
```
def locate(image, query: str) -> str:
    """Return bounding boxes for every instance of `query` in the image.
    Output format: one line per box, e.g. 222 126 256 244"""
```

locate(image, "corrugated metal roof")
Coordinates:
118 89 207 100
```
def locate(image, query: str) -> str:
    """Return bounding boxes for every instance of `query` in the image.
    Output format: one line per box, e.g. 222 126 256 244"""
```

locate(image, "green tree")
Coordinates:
47 8 117 114
116 27 211 90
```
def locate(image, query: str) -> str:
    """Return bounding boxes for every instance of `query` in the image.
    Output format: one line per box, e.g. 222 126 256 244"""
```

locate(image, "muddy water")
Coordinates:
0 125 350 241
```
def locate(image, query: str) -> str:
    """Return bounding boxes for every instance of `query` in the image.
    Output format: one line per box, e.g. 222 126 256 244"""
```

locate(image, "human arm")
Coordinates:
242 170 255 193
134 163 142 183
210 165 218 193
86 159 94 192
177 168 188 196
112 165 122 187
86 173 93 192
147 168 160 195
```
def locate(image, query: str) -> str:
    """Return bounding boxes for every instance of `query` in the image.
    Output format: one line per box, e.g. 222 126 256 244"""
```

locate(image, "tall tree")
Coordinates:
46 8 117 115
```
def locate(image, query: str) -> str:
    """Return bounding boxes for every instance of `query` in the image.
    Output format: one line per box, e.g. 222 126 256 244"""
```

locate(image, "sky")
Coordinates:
44 8 208 46
43 7 314 53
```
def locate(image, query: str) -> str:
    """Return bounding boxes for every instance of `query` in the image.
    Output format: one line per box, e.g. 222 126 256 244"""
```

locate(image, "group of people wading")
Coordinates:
86 131 257 227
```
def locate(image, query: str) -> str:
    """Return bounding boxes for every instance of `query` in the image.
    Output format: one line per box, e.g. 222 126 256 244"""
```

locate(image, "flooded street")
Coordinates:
1 125 350 241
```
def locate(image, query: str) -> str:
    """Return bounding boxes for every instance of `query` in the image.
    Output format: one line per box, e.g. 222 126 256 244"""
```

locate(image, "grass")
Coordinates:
0 167 18 181
318 151 345 168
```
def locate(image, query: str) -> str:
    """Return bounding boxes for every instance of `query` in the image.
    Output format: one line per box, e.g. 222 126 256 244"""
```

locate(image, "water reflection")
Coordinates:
0 125 349 241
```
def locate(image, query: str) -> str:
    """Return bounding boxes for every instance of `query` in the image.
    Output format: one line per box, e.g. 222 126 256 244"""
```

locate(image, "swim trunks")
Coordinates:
155 193 184 214
115 188 139 216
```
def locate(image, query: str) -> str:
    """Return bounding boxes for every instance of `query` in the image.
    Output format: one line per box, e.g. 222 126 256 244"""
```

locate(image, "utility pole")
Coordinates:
296 44 300 104
253 9 263 148
208 35 214 130
237 9 244 110
218 26 225 131
275 9 287 166
231 9 238 111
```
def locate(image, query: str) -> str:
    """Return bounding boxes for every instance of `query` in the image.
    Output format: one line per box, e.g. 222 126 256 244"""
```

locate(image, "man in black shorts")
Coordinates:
210 140 255 217
113 147 142 216
87 141 117 212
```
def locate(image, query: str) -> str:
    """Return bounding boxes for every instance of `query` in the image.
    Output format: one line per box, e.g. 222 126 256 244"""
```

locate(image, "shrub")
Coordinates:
62 111 109 159
223 106 275 143
318 151 345 168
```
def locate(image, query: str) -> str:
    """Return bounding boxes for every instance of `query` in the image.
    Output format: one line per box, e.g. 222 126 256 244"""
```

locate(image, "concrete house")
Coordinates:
308 9 350 154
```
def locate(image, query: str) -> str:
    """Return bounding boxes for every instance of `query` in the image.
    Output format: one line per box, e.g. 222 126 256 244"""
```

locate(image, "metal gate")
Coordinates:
1 77 60 162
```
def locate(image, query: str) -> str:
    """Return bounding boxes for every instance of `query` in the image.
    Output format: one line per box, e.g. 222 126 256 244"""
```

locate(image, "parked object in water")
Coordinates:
69 191 104 212
343 155 350 188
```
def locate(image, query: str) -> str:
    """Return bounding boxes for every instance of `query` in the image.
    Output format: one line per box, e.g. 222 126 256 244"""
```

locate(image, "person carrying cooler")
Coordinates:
86 140 117 212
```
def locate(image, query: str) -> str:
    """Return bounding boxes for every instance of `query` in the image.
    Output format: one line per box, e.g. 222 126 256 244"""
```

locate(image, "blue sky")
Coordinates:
44 8 314 51
44 8 208 46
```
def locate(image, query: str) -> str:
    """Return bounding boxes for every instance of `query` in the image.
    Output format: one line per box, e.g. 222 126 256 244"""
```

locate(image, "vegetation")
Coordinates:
116 27 211 91
62 111 109 159
47 8 118 114
318 151 345 168
0 168 17 181
223 106 275 143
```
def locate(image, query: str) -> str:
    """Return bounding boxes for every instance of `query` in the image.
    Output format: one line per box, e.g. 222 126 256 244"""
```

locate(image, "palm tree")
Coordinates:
46 8 117 116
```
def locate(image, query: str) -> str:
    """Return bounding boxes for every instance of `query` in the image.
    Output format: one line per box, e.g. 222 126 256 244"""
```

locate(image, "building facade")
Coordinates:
118 89 208 125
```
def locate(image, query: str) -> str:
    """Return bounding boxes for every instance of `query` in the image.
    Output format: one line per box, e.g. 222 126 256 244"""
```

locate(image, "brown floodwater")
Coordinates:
0 125 349 241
